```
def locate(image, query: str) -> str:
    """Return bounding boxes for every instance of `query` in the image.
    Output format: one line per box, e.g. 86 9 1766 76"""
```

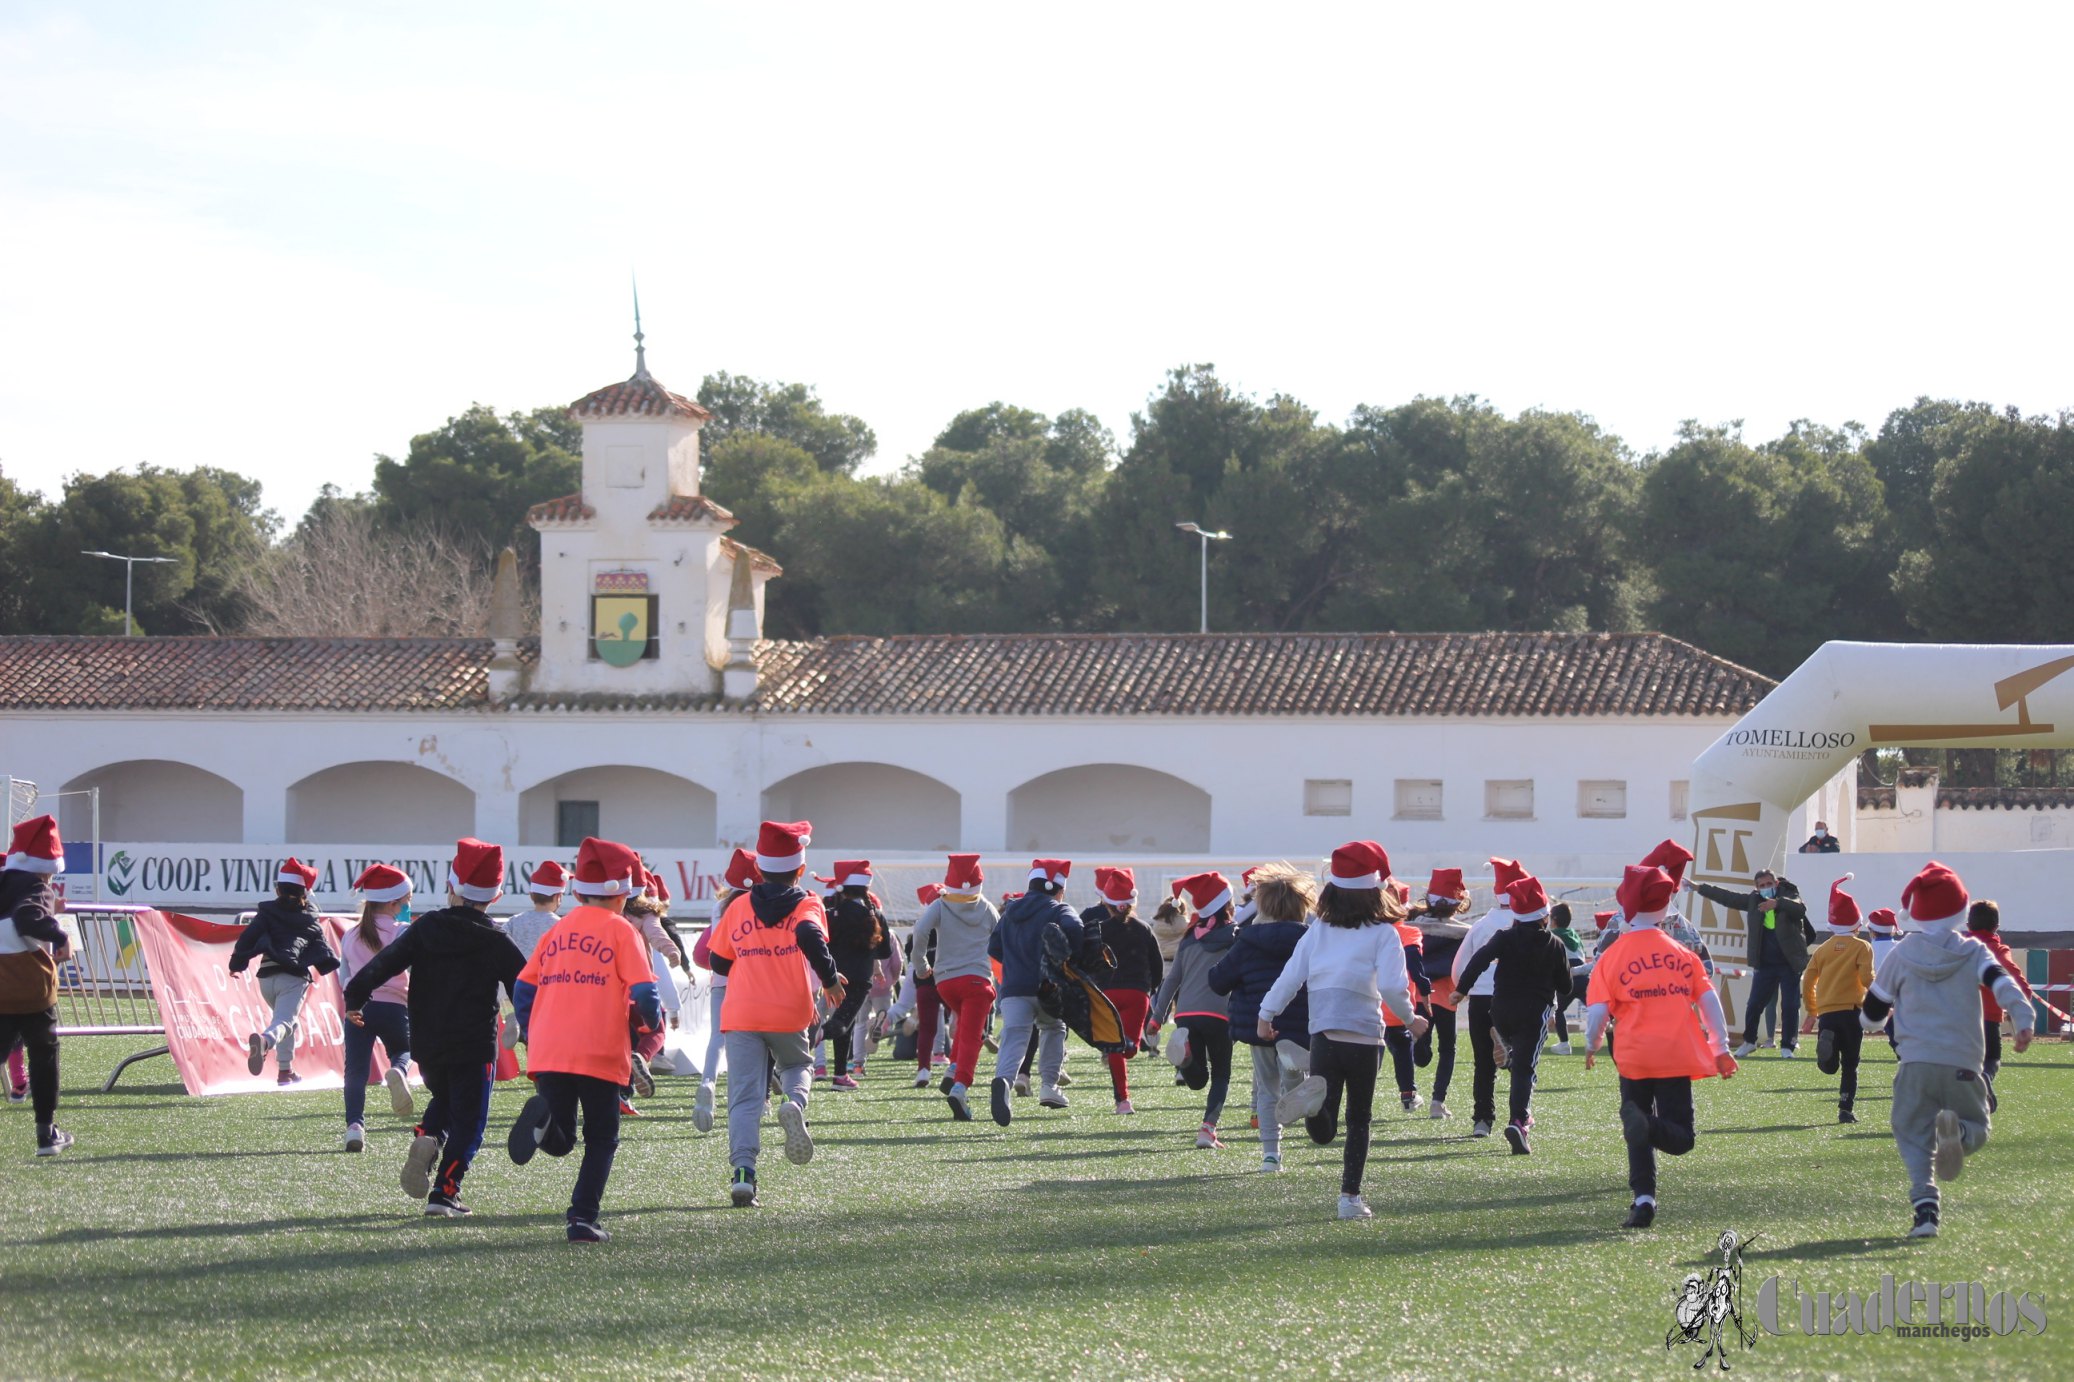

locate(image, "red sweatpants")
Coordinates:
1104 988 1153 1100
935 974 997 1088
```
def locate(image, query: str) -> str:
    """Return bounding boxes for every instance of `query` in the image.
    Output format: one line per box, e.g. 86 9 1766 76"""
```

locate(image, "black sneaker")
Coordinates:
1816 1027 1839 1074
423 1192 471 1218
247 1032 266 1077
729 1167 759 1208
1623 1200 1656 1230
566 1218 610 1244
507 1094 551 1166
35 1125 73 1157
990 1077 1013 1127
628 1052 655 1099
1504 1121 1531 1155
1908 1202 1939 1239
939 1072 956 1096
1839 1102 1857 1124
946 1086 972 1121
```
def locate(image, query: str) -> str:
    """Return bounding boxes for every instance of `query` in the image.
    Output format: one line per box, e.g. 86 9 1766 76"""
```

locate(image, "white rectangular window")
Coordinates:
1670 780 1691 821
1485 780 1534 820
1394 779 1443 820
1578 780 1627 819
1303 779 1353 817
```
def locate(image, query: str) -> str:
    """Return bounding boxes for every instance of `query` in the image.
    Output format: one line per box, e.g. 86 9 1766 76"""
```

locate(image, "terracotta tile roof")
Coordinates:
569 371 712 421
722 536 783 576
0 631 1769 717
648 495 736 525
745 632 1772 718
527 493 595 525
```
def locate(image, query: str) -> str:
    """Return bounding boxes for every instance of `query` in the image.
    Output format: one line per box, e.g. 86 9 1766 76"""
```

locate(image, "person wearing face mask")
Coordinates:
1688 867 1809 1058
1799 821 1841 854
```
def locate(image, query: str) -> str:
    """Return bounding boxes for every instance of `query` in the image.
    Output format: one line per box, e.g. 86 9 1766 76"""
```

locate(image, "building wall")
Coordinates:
517 765 718 849
761 763 960 852
285 762 476 844
58 759 243 843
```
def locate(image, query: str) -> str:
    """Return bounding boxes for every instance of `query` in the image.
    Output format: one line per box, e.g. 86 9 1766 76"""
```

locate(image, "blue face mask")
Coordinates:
1759 886 1776 899
396 902 413 926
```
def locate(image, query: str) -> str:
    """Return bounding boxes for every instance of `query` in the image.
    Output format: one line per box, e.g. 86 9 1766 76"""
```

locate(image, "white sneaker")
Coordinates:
1259 1155 1284 1173
1038 1085 1069 1110
1277 1075 1327 1127
1933 1109 1965 1182
1400 1092 1425 1113
777 1100 814 1165
912 1068 932 1088
1554 1042 1572 1056
1115 1098 1136 1115
344 1122 365 1153
629 1053 655 1099
1780 1046 1799 1059
1733 1041 1757 1059
400 1133 441 1199
1195 1123 1225 1149
385 1066 414 1118
1013 1074 1032 1098
1056 1070 1073 1087
693 1082 715 1133
1337 1193 1374 1221
499 1019 519 1051
1430 1099 1452 1120
1164 1028 1192 1070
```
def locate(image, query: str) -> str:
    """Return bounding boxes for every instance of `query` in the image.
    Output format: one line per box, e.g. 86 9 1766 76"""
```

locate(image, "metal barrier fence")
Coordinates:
56 904 169 1090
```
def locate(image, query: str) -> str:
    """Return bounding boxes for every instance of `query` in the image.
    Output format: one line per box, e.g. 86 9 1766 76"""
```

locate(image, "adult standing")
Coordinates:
1689 867 1810 1058
1799 821 1841 854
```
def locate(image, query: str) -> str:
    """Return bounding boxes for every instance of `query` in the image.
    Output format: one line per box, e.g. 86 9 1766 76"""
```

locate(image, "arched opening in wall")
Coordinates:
59 761 244 844
1007 765 1211 853
286 763 475 844
761 763 961 851
518 767 718 849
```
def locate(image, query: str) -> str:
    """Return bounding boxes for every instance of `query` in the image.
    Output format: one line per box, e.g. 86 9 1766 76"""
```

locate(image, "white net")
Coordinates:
5 778 37 827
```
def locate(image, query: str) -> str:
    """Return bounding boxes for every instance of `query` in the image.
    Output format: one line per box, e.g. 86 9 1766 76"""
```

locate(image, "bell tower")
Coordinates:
520 310 779 701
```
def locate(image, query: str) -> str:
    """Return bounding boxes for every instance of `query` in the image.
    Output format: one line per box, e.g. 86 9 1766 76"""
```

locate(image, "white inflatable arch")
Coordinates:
1686 641 2074 950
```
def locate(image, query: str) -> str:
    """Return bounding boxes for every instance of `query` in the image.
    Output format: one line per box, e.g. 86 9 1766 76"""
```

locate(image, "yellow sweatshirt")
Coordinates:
1800 933 1875 1015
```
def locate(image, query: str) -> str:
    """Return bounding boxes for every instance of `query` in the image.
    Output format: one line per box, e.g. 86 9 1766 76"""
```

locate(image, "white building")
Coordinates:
0 353 1779 898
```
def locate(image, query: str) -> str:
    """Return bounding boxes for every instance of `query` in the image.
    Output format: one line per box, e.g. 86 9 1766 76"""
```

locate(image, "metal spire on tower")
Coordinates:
631 274 649 379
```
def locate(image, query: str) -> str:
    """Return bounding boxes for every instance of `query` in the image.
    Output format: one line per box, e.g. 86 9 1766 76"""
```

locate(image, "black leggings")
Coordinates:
1422 1004 1458 1103
826 970 873 1076
1620 1075 1696 1201
1383 1025 1417 1098
1178 1015 1233 1124
0 1007 58 1126
1306 1035 1381 1195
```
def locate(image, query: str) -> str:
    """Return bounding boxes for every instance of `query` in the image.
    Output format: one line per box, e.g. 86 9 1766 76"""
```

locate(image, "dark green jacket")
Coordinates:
1694 881 1811 972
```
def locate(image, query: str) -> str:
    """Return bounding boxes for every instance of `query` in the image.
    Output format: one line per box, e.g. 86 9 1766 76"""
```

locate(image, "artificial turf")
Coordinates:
1 1035 2066 1380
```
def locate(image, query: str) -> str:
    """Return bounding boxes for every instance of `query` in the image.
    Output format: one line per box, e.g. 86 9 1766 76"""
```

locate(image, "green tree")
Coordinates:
768 474 1012 635
0 467 49 634
369 405 581 551
696 372 876 475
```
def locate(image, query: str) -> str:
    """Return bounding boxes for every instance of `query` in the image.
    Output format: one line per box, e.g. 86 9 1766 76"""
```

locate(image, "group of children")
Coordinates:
3 805 2051 1244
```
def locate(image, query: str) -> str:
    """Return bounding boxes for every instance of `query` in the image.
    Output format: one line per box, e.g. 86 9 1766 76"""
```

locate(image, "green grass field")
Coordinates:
3 1034 2068 1380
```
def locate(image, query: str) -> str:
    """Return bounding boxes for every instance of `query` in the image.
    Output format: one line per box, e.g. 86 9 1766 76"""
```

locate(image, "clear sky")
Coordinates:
3 2 2069 527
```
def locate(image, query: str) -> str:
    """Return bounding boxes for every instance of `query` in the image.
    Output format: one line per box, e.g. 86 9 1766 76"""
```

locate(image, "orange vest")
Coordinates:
713 891 826 1034
1585 927 1719 1081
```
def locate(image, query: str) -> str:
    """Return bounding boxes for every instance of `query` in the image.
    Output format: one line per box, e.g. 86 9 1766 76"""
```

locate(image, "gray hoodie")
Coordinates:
908 895 999 987
1866 926 2034 1070
1152 921 1237 1023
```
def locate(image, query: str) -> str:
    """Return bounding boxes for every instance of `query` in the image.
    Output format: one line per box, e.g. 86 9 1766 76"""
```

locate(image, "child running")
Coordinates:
692 848 758 1132
1860 861 2035 1239
1080 867 1162 1116
1583 862 1738 1229
1258 841 1423 1221
987 859 1083 1124
343 839 527 1218
1800 875 1874 1124
891 854 998 1121
1455 874 1573 1155
1409 867 1471 1120
506 836 661 1243
707 821 846 1207
1151 872 1239 1148
1547 903 1586 1055
1208 861 1314 1171
0 817 75 1156
337 864 418 1152
228 857 339 1086
1452 857 1524 1138
1964 900 2046 1114
822 861 892 1090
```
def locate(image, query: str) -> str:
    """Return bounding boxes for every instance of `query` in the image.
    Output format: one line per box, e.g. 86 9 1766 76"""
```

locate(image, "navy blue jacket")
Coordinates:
988 892 1084 999
229 898 340 979
1208 919 1311 1047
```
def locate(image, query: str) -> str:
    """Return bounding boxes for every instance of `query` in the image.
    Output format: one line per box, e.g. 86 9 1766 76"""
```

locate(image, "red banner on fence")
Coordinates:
130 910 388 1097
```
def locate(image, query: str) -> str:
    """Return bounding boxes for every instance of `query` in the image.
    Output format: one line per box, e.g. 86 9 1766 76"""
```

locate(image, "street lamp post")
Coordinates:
1173 522 1232 634
80 550 177 636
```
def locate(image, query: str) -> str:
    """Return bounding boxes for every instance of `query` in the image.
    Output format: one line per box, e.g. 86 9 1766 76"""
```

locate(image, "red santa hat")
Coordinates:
1867 907 1899 933
1489 857 1527 894
277 856 318 890
1504 875 1551 923
1386 879 1412 906
1639 839 1694 890
812 874 839 896
1616 864 1676 921
352 864 411 904
1592 909 1619 931
528 860 569 894
1828 873 1862 930
1241 866 1260 888
650 869 672 905
1426 867 1468 902
833 859 874 889
1174 871 1233 918
1028 858 1071 888
571 836 641 897
1328 840 1386 890
755 820 811 872
1000 891 1023 905
449 838 504 903
5 815 62 875
916 882 944 907
1902 860 1968 924
943 853 985 893
1095 866 1137 905
722 848 758 892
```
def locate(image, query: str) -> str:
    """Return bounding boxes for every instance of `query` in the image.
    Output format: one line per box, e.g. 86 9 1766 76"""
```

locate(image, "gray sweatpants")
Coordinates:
257 973 309 1069
1892 1060 1991 1207
1251 1042 1309 1159
992 995 1065 1089
724 1028 812 1171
